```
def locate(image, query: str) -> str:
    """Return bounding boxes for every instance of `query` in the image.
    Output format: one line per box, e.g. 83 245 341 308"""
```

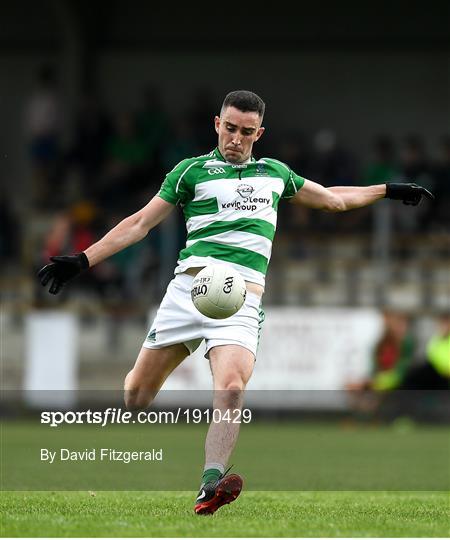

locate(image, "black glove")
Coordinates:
385 182 435 206
37 252 90 295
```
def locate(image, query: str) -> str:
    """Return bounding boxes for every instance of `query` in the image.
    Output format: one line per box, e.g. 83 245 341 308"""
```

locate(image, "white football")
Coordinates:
190 264 247 319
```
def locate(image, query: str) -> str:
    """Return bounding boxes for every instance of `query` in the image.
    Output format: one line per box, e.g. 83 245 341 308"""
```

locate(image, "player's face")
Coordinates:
215 106 265 164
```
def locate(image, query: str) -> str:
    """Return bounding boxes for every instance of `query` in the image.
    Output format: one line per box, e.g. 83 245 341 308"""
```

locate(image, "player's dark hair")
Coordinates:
221 90 265 119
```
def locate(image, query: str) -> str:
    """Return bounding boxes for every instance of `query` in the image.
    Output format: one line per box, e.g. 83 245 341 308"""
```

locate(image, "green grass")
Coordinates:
1 490 449 537
2 421 449 536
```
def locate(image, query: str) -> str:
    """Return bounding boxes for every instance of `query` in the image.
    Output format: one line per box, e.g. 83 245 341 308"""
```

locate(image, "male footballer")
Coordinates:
38 90 434 514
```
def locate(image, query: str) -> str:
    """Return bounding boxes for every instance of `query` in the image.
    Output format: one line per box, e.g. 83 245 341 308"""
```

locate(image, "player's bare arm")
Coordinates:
85 195 174 266
291 179 434 211
38 195 174 294
291 179 385 211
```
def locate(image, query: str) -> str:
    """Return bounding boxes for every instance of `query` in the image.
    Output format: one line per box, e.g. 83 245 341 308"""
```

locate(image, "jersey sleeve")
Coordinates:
158 159 193 205
281 168 306 199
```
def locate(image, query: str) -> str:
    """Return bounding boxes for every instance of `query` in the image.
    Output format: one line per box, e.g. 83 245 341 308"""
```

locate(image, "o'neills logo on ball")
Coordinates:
191 284 208 299
236 184 254 198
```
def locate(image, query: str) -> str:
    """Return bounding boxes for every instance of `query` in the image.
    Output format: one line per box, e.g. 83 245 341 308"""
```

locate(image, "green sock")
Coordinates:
201 468 222 486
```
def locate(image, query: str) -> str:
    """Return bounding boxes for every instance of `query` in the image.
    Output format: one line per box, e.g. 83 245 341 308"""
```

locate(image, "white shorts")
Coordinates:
143 273 265 359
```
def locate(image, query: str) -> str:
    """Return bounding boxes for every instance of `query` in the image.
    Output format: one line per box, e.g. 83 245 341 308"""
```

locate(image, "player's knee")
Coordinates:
123 371 156 411
124 388 156 411
224 380 245 392
216 381 245 409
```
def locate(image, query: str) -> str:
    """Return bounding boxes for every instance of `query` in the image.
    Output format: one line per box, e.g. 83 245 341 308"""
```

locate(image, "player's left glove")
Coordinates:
385 182 434 206
37 252 90 295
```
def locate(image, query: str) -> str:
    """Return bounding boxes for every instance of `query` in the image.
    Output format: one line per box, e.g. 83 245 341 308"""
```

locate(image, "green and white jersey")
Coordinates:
158 148 305 286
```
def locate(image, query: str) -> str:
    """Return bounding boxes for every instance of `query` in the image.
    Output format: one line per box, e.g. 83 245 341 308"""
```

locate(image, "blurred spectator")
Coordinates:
400 135 434 189
309 129 357 187
88 210 157 308
97 112 151 212
186 87 217 149
37 200 101 301
370 311 415 391
42 201 99 260
0 196 21 268
276 132 313 232
346 311 415 417
136 85 171 166
106 112 150 170
308 129 359 232
401 313 450 390
23 63 65 209
428 135 450 231
353 136 400 232
68 92 113 195
41 211 72 261
38 200 152 306
161 117 199 171
277 131 311 174
395 135 435 232
362 135 399 186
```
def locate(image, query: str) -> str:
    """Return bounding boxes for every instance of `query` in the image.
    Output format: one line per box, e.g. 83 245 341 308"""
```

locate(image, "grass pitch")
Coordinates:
1 490 449 537
2 420 449 536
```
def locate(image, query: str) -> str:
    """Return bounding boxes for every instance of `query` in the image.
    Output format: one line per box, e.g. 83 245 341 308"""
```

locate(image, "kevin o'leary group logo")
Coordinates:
222 184 270 211
236 184 254 198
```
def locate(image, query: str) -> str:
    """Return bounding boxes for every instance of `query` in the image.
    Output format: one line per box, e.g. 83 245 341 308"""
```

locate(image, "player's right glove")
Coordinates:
385 182 434 206
37 252 90 295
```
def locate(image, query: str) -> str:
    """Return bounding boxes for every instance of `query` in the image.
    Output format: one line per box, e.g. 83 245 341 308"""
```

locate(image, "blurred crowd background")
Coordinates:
1 1 448 414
